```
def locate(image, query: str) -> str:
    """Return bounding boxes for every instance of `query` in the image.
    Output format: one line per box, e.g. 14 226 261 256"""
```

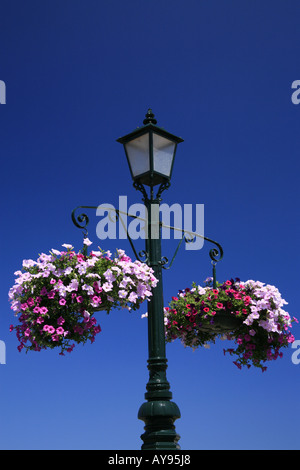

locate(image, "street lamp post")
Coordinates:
117 109 183 450
71 109 224 449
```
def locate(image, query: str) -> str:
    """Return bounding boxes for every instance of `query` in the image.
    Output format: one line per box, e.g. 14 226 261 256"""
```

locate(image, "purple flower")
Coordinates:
137 283 147 298
128 292 138 303
118 290 127 299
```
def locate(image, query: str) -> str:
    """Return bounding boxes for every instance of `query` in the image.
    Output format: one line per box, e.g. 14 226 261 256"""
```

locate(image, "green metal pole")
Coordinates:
138 198 181 450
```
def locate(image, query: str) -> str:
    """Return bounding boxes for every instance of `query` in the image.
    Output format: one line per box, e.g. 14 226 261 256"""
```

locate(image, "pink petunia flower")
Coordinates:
43 325 55 334
40 306 48 315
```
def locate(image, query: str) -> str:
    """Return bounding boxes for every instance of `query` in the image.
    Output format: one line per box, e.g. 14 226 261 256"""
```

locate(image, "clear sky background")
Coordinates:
1 0 300 450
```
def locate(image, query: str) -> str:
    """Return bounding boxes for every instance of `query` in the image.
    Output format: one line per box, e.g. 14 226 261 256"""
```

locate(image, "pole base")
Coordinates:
138 400 181 450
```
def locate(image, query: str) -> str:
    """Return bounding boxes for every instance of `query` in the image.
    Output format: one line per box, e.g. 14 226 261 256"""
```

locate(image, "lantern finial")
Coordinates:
143 108 157 125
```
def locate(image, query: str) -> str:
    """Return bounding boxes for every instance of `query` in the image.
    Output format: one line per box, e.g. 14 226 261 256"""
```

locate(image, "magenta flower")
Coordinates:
287 334 295 343
40 306 48 315
93 281 102 293
59 298 66 306
43 325 55 334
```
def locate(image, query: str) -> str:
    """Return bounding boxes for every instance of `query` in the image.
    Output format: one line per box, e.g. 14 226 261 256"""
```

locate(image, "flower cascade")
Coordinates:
164 278 297 371
9 243 158 355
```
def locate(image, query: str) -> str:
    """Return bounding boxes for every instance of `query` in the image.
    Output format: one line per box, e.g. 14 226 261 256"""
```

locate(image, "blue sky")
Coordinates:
1 0 300 450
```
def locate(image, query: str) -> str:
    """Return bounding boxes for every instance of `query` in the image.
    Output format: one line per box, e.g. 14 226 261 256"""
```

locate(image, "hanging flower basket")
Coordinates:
9 242 158 355
164 278 297 371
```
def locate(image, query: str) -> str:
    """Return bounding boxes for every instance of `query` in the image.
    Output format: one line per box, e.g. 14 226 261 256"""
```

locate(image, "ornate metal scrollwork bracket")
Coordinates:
133 181 149 203
71 205 97 255
159 223 224 287
71 204 224 286
71 206 94 235
132 180 171 204
155 181 171 201
71 205 148 262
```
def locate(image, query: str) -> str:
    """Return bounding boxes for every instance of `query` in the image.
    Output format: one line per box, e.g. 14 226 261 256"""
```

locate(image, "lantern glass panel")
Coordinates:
153 133 176 178
125 133 150 178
